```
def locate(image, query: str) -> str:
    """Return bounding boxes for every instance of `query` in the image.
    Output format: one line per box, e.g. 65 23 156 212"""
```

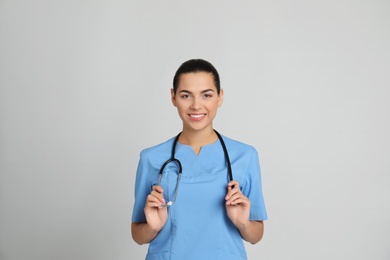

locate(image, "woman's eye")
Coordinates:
203 94 212 98
181 94 191 99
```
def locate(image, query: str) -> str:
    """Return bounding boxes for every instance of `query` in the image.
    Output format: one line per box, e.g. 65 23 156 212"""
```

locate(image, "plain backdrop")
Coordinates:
1 0 389 259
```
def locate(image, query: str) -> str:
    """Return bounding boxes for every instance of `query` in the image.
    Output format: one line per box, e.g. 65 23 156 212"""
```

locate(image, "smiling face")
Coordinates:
171 72 223 134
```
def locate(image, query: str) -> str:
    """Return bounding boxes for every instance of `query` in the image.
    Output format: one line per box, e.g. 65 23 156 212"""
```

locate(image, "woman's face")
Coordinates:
171 72 223 133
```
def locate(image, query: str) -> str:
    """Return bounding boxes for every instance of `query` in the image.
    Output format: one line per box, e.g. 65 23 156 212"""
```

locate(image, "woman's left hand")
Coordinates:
225 181 251 228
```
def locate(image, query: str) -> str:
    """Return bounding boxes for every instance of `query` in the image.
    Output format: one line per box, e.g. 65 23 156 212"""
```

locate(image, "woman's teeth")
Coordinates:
190 114 204 118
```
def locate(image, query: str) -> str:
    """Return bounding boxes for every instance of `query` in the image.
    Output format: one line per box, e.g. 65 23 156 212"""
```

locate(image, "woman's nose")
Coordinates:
190 97 201 110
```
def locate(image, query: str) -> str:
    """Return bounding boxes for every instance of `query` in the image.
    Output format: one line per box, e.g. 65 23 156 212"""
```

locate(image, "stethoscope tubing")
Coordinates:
160 129 233 182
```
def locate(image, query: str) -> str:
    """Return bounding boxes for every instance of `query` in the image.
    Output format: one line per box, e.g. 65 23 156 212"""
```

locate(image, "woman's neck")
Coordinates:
179 127 218 155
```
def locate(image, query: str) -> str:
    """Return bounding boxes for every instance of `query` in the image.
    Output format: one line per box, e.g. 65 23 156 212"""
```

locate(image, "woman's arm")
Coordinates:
225 181 264 244
132 185 168 245
234 220 264 244
131 222 160 245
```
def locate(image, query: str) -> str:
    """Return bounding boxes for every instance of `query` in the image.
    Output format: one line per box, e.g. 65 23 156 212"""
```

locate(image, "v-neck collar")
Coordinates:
177 139 219 157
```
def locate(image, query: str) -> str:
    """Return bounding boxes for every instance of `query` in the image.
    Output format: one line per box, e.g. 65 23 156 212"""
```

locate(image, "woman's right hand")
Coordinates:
144 185 168 232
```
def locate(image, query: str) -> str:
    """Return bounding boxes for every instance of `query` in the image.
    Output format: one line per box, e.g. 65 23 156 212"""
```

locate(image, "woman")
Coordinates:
131 59 267 260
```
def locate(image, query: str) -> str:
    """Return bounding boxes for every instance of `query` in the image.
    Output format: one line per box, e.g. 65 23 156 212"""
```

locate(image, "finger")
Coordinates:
226 192 244 205
228 181 240 190
151 185 166 203
153 185 164 193
226 188 248 204
226 181 241 200
146 201 163 208
225 188 239 201
150 191 165 204
228 196 250 206
146 194 164 208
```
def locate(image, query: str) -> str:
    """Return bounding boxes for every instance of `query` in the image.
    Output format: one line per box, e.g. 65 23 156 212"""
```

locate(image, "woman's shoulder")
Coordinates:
221 134 257 152
140 136 176 159
220 134 259 164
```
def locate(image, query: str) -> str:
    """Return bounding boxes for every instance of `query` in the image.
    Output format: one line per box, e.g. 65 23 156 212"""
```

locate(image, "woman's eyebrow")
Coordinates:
179 89 215 94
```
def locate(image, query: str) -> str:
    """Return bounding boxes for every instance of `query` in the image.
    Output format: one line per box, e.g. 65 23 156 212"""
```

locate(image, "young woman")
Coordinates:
131 59 267 260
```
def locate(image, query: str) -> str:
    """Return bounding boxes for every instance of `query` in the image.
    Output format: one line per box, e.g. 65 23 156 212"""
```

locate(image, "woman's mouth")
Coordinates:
188 114 206 120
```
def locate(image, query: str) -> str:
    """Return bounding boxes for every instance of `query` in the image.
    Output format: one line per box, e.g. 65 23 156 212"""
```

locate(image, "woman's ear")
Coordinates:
218 89 224 107
171 88 177 107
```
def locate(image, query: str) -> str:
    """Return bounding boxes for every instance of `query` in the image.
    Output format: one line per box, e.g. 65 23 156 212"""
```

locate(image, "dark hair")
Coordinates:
173 59 221 94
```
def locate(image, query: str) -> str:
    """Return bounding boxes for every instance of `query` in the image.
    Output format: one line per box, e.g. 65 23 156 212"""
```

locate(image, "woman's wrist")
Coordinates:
234 219 251 231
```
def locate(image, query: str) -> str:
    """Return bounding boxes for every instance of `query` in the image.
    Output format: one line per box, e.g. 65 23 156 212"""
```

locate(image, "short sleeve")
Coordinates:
131 151 152 223
242 147 268 221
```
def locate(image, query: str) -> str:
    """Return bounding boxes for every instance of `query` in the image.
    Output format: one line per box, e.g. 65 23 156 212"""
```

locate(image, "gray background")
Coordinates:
1 0 389 259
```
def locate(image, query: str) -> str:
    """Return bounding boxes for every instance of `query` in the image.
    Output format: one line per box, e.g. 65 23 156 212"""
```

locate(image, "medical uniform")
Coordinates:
132 134 267 260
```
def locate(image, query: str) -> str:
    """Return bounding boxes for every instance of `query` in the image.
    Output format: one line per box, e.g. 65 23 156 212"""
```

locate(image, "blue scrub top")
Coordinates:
132 134 267 260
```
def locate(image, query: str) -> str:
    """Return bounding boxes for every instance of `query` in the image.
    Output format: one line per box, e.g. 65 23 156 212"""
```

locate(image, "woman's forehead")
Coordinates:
176 72 217 91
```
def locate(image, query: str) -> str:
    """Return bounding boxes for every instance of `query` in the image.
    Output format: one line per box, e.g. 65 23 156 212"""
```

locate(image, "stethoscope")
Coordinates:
158 129 233 207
